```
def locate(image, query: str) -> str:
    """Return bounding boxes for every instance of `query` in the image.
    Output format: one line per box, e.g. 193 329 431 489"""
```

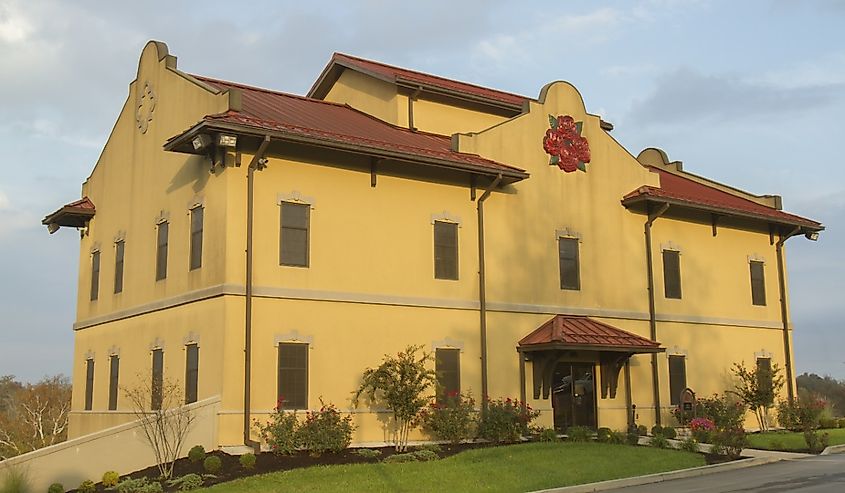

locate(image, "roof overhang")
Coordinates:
621 194 824 234
517 314 663 354
164 119 529 184
517 342 663 354
42 197 96 233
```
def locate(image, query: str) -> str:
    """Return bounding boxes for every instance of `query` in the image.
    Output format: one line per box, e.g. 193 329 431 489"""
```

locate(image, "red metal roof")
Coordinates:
42 196 96 228
623 167 822 229
318 53 528 107
188 75 526 177
519 315 661 350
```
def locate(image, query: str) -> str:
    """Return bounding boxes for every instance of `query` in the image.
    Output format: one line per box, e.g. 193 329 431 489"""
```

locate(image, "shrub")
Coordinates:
256 405 299 455
414 443 442 453
689 417 715 443
679 437 699 453
839 418 845 429
636 425 648 436
353 448 382 459
626 430 640 446
651 425 664 437
412 449 439 461
239 453 257 470
102 471 120 488
607 430 627 445
819 417 837 429
0 468 30 493
187 445 206 464
710 427 747 459
297 401 355 456
48 483 64 493
804 430 830 454
595 427 612 443
477 397 539 443
203 455 223 474
166 474 203 492
662 426 677 439
776 400 800 430
78 480 96 493
697 394 745 431
731 361 784 432
112 477 164 493
648 434 670 449
382 453 418 464
418 391 477 445
566 426 591 442
537 427 559 442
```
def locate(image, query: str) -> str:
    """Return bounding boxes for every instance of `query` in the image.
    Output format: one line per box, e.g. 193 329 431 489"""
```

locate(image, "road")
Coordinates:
607 454 845 493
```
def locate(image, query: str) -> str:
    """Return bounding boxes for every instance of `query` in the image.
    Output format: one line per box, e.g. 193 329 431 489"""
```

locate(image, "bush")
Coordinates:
698 394 745 431
297 401 354 456
48 483 64 493
566 426 592 442
679 437 699 453
0 468 30 493
626 430 640 446
78 480 96 493
353 448 382 459
102 471 120 488
689 417 715 443
776 400 800 430
595 427 612 443
255 405 299 455
805 430 830 453
112 477 163 493
418 392 477 445
203 455 223 474
710 427 747 459
382 453 418 464
778 399 826 431
637 425 648 436
648 434 670 449
651 425 664 437
166 474 203 492
607 430 627 445
412 449 439 461
477 397 539 443
536 427 558 442
239 453 257 470
187 445 206 464
819 417 837 429
414 443 442 453
662 426 677 439
839 418 845 429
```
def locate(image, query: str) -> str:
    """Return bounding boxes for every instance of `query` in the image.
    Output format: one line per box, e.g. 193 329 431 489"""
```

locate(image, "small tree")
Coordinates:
0 375 71 460
730 361 784 432
124 376 196 479
352 345 436 452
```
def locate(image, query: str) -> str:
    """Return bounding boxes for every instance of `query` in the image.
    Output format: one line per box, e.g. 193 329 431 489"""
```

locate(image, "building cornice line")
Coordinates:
73 283 786 332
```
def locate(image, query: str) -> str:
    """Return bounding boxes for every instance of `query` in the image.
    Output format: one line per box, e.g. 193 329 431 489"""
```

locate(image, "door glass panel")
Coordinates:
551 362 597 430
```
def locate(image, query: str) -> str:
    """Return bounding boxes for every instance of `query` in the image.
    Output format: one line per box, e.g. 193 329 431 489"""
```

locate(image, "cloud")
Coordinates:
628 67 845 125
0 189 9 210
0 0 32 43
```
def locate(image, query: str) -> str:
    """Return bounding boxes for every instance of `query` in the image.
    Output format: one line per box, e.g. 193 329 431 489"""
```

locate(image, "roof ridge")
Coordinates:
333 52 527 101
190 74 353 110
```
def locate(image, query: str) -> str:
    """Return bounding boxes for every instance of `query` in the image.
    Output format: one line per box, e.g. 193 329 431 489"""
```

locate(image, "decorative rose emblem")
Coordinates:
135 80 157 134
543 115 590 172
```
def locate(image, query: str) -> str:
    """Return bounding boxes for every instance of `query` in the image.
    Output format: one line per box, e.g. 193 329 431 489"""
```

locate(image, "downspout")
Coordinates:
477 173 502 409
644 202 669 425
244 136 271 451
775 226 801 404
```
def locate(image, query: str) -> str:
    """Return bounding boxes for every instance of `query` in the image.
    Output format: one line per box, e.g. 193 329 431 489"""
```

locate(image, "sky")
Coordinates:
0 0 843 382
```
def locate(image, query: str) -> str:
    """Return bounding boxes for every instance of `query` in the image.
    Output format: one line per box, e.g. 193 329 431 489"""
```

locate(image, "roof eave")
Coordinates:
518 342 664 354
164 120 529 183
621 194 824 232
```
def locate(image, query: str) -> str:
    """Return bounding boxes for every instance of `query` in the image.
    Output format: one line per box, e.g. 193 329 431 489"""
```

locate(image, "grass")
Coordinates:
203 442 705 493
747 428 845 452
0 467 31 493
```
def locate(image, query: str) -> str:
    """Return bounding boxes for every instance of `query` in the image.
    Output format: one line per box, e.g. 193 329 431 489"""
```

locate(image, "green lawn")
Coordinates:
204 442 705 493
747 428 845 452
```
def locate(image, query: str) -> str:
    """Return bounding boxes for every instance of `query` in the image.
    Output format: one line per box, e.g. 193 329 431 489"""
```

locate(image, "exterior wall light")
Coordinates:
192 134 212 151
805 231 819 241
218 134 238 148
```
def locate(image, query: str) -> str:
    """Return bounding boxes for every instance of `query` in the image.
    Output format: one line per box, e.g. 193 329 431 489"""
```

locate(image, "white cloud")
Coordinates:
0 0 32 43
0 189 9 210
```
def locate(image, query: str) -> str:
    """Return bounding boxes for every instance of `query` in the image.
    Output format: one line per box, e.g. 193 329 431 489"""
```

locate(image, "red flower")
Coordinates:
543 115 590 173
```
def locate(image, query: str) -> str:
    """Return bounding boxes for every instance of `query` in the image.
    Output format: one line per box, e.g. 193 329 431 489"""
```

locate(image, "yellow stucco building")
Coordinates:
45 41 823 448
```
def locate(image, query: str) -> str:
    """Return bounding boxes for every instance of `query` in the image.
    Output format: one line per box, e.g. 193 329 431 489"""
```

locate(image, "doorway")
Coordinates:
552 362 597 430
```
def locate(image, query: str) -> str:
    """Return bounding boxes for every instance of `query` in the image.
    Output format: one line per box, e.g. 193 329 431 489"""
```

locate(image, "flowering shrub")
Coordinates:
255 400 299 455
711 427 747 459
418 391 477 445
689 417 715 443
477 397 539 443
297 401 355 456
697 394 745 431
777 398 825 431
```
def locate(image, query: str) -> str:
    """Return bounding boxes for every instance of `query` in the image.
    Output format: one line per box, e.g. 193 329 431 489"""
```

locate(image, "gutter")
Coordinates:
477 173 502 410
644 202 669 426
775 226 801 403
244 135 271 451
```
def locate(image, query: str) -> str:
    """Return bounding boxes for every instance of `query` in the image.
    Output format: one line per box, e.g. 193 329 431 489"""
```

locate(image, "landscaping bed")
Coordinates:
746 428 845 453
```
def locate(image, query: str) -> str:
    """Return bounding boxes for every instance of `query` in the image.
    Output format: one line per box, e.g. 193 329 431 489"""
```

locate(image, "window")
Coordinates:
156 222 168 281
668 355 687 406
84 358 94 410
114 241 125 294
434 221 458 280
750 261 766 306
756 357 773 392
280 203 309 267
189 207 203 270
435 348 461 403
185 344 199 404
663 250 682 299
108 355 119 410
277 343 308 409
558 237 580 290
90 251 100 301
151 349 163 410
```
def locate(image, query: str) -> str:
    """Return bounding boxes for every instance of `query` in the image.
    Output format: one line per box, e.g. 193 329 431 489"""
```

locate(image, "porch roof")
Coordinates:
518 315 663 353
